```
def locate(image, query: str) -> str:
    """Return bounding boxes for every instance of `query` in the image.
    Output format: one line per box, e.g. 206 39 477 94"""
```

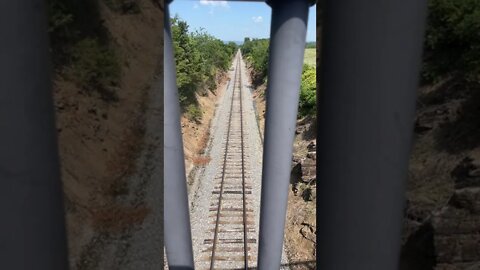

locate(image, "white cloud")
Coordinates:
199 0 229 7
252 16 263 23
198 0 229 15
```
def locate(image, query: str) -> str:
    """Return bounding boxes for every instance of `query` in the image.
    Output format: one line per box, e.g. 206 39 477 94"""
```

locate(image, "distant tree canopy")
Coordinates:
305 42 316 48
422 0 480 83
171 16 236 109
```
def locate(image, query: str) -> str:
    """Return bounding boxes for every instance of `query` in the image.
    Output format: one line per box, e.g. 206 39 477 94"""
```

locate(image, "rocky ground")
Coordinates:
400 78 480 270
284 120 317 270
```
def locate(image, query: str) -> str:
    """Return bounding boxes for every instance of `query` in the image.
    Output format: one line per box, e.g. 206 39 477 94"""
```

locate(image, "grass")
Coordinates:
71 38 121 101
304 48 316 67
185 104 203 122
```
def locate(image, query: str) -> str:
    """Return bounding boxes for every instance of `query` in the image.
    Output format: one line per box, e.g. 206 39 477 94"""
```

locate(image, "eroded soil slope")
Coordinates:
52 1 163 268
181 73 229 184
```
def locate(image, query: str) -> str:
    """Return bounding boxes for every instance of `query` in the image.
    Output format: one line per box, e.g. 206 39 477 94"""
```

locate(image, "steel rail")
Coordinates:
209 54 244 270
239 55 249 270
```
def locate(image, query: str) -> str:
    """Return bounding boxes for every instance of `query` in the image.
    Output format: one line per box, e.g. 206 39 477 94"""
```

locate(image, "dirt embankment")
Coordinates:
181 73 230 184
250 67 317 269
52 1 163 268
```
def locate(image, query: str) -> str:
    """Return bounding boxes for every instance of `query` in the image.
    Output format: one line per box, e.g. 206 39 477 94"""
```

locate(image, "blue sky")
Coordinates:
170 0 317 42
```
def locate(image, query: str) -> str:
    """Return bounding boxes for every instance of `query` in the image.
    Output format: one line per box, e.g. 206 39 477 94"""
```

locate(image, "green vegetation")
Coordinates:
185 104 203 123
47 0 122 101
71 38 121 101
299 65 316 117
241 38 270 83
423 0 480 83
242 38 317 118
171 16 236 120
304 48 316 67
305 42 316 49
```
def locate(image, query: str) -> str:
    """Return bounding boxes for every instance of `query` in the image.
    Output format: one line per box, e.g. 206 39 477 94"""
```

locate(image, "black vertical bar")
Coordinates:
317 0 428 269
0 1 69 269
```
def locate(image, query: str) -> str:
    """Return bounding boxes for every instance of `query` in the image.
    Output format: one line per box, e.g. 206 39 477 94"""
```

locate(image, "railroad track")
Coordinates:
200 53 257 270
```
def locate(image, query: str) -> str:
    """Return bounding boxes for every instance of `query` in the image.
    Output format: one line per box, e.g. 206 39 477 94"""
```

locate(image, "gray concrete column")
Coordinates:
164 2 195 269
257 0 310 269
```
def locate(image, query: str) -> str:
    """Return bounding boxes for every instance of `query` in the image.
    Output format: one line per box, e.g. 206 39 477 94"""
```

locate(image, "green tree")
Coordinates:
423 0 480 83
171 16 200 104
241 38 269 83
298 65 316 117
171 16 236 119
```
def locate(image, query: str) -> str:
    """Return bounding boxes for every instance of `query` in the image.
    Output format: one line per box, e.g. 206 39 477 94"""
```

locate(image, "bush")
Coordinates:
47 0 121 102
171 16 236 109
185 104 203 122
47 0 108 66
47 0 74 36
423 0 480 83
242 39 316 117
298 65 316 117
71 38 121 101
47 0 76 65
241 38 269 81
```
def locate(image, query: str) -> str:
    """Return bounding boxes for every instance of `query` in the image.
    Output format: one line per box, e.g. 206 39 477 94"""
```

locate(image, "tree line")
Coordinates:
240 0 480 118
171 16 237 120
422 0 480 84
241 38 317 118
